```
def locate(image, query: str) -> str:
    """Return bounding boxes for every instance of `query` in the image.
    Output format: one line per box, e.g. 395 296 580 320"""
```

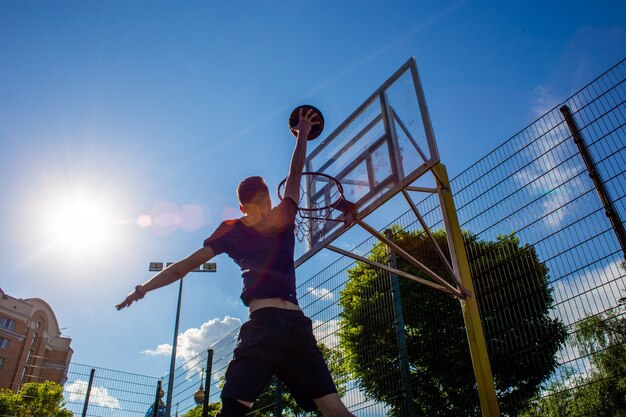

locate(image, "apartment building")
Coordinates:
0 288 73 391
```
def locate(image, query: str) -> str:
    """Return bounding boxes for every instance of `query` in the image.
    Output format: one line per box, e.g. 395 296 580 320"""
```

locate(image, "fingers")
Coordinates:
116 292 140 310
115 297 132 310
297 109 320 127
303 108 320 123
292 107 321 139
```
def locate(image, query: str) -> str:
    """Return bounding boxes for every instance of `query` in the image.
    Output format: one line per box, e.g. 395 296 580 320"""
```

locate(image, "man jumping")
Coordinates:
117 108 356 417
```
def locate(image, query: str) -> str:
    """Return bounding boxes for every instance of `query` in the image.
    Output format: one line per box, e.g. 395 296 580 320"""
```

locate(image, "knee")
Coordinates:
215 397 251 417
313 393 356 417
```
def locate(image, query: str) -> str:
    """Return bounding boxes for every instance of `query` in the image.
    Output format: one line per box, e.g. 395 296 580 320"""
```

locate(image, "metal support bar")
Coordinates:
385 230 416 417
81 368 95 417
401 189 461 286
410 59 440 162
355 219 465 298
326 245 454 296
560 105 626 260
433 163 500 417
405 186 438 193
165 278 184 417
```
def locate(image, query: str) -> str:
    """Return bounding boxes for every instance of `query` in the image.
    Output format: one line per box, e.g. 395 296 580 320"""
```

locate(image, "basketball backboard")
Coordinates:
296 58 440 267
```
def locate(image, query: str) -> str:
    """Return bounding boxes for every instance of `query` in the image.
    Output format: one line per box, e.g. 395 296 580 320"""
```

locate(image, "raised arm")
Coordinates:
283 108 319 204
115 245 215 310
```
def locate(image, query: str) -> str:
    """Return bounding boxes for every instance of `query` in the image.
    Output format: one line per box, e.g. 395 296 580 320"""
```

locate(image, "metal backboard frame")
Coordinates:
297 57 440 267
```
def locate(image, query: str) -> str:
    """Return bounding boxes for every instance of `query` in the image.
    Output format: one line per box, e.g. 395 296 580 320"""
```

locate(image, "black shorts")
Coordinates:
221 308 337 411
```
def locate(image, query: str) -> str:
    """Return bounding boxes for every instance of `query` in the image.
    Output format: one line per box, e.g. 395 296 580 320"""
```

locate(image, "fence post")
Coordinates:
560 105 626 260
80 368 95 417
153 380 162 417
273 378 283 417
384 229 416 417
202 349 213 417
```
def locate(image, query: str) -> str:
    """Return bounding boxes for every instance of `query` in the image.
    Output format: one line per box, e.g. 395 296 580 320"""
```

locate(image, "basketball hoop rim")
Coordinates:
277 171 346 212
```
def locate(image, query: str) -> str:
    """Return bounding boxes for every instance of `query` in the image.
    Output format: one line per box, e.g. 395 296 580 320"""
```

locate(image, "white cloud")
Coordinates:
64 380 121 409
307 287 335 300
142 316 241 357
176 316 242 363
341 381 388 415
531 86 560 118
547 259 625 384
512 124 586 229
312 319 341 349
142 316 242 378
141 343 172 356
541 200 566 228
552 259 624 327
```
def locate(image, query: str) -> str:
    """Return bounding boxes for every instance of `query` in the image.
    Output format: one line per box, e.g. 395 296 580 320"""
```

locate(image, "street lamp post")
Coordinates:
149 261 217 417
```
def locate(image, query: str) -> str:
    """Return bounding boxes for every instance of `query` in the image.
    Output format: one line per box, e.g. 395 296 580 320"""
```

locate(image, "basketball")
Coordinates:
289 105 324 140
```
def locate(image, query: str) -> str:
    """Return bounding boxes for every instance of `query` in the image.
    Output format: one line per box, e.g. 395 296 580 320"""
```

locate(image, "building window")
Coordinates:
21 367 27 382
0 337 9 349
0 317 15 331
31 333 37 347
26 350 33 364
0 357 4 369
36 321 42 329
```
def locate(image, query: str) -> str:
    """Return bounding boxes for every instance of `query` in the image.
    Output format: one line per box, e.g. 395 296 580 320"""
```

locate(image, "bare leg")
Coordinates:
314 393 356 417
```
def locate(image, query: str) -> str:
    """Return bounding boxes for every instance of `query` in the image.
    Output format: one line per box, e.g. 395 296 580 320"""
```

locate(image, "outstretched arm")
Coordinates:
283 108 319 204
116 245 215 310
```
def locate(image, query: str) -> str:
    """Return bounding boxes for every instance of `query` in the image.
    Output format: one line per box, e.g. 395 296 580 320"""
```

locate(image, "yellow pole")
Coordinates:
433 163 501 417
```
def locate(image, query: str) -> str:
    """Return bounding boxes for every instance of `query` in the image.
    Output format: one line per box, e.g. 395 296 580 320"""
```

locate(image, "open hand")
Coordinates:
115 286 145 310
294 107 320 140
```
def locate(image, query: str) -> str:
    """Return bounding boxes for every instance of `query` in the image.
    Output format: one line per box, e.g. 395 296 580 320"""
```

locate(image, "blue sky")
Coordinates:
1 0 625 382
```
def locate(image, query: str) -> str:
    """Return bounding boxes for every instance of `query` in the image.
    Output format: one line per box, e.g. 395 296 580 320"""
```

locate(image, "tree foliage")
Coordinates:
0 381 73 417
522 306 626 417
179 402 221 417
339 228 567 416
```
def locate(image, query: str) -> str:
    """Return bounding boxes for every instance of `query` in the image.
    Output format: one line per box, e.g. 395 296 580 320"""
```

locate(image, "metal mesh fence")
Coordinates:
0 353 160 417
3 59 622 417
62 363 159 417
205 57 623 416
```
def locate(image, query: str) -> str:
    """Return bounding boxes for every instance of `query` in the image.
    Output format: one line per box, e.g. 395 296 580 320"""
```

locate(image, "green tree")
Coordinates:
0 381 73 417
522 306 626 417
180 402 221 417
0 388 19 415
339 228 567 416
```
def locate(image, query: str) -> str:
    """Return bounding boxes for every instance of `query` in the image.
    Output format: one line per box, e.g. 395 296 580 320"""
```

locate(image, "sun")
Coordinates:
44 195 113 257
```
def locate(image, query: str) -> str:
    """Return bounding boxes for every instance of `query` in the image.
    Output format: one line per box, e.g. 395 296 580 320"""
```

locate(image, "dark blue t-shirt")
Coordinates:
203 198 298 306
